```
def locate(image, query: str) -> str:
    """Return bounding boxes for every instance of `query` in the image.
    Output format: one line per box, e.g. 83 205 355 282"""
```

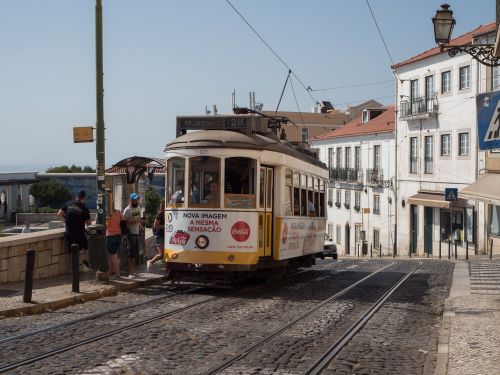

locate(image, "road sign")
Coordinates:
476 91 500 150
73 126 94 143
445 188 458 202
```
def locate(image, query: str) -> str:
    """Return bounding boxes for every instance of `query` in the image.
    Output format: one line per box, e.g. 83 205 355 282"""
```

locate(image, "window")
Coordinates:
459 66 470 90
345 147 351 168
373 145 381 170
410 79 419 100
328 223 334 241
328 148 334 171
354 191 361 210
345 190 351 208
373 228 380 249
441 70 451 93
493 66 500 91
336 147 342 168
355 224 361 244
354 146 361 171
441 134 451 156
293 172 300 216
373 194 380 215
336 189 341 207
425 75 434 98
459 132 470 156
224 157 256 209
167 157 185 208
328 188 333 206
189 156 220 208
424 136 433 174
336 225 342 244
301 127 309 142
410 137 418 174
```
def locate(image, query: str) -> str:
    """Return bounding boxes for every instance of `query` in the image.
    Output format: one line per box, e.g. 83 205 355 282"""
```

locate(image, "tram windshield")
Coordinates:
166 157 185 208
224 157 256 209
189 157 220 208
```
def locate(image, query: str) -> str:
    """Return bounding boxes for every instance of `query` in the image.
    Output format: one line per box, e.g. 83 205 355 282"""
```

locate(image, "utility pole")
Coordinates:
95 0 106 225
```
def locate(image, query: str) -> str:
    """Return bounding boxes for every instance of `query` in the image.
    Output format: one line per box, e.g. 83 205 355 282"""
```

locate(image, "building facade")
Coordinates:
311 106 395 256
392 23 498 256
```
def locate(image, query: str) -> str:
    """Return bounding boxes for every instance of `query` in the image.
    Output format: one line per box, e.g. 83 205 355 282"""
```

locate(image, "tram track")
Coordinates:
0 262 342 374
202 260 422 375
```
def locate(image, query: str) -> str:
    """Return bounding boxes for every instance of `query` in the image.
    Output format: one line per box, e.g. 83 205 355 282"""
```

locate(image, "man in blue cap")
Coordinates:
123 192 145 277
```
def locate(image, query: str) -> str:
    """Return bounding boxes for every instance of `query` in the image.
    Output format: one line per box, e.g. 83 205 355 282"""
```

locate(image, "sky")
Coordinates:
0 0 495 171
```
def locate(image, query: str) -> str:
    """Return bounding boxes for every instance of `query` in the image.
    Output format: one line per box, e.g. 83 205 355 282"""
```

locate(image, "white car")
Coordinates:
322 234 337 259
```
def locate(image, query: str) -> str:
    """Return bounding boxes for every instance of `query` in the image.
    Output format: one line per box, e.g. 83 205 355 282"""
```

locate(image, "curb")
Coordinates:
0 275 168 318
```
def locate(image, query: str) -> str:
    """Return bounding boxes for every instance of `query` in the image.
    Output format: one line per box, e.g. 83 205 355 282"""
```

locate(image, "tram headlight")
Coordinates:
228 254 235 262
195 235 209 249
171 253 178 259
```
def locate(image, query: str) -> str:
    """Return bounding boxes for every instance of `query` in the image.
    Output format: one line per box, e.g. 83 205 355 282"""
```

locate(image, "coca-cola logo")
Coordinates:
231 221 251 242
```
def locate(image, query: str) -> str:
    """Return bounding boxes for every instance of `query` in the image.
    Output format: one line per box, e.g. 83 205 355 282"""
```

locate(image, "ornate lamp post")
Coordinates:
432 3 500 67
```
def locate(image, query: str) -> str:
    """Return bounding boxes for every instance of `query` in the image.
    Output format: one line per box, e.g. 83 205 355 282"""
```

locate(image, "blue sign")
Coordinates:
445 188 458 202
477 91 500 150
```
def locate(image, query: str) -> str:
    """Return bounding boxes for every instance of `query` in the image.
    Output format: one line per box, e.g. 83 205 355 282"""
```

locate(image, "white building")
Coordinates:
311 106 396 256
392 22 497 256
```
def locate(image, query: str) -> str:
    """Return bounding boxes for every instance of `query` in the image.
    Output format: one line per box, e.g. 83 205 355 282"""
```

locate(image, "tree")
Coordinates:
29 180 72 208
45 165 96 173
144 187 162 228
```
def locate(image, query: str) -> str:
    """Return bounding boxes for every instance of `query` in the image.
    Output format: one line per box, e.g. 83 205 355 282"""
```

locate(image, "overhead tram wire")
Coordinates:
309 79 394 92
225 0 317 105
365 0 395 66
290 76 305 127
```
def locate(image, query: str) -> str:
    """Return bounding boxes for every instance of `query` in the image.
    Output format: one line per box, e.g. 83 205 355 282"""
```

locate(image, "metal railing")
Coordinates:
365 168 384 186
399 95 438 118
329 167 363 184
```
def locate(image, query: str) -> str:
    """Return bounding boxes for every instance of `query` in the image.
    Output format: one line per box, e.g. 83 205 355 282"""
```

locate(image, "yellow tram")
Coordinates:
163 112 329 281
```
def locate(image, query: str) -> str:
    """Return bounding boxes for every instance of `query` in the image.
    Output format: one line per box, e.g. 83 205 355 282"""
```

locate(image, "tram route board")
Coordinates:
177 115 267 135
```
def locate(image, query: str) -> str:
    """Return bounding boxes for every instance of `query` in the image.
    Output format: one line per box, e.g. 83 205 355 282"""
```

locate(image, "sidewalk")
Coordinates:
435 257 500 375
0 262 168 317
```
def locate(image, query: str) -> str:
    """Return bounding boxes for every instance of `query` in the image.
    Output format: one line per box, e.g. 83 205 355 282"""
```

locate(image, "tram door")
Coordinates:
258 166 273 257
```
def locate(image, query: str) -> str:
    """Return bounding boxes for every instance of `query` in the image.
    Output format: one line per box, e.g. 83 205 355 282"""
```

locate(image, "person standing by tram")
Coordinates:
123 193 145 277
147 200 165 271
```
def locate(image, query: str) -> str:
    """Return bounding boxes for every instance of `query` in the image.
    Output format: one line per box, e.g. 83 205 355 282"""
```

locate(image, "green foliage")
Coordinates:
45 165 96 173
29 180 72 208
144 187 161 228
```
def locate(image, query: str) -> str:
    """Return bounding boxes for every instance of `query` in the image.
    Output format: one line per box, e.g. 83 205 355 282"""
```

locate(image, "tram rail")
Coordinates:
203 261 422 375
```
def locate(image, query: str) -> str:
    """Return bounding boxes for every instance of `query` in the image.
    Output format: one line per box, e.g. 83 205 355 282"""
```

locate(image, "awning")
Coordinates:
407 193 450 208
460 173 500 206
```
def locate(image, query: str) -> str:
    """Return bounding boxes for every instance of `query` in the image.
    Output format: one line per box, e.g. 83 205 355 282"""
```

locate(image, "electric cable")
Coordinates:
366 0 395 66
310 79 393 92
290 76 305 126
275 69 292 115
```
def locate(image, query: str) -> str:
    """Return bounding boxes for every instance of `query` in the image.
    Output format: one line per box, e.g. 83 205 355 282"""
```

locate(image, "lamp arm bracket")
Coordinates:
444 44 500 67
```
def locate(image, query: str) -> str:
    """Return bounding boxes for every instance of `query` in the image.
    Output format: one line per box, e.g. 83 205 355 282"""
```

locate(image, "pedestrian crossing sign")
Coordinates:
477 91 500 150
445 188 458 202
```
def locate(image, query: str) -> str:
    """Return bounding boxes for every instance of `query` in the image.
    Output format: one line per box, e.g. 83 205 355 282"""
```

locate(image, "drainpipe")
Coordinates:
392 70 398 257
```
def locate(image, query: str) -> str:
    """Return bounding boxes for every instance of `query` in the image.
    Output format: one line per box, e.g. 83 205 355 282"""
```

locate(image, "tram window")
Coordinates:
259 168 265 209
166 157 185 208
293 187 301 216
301 188 307 216
319 190 325 217
307 190 316 217
314 191 320 217
188 156 220 208
224 157 256 209
266 169 273 210
284 169 293 216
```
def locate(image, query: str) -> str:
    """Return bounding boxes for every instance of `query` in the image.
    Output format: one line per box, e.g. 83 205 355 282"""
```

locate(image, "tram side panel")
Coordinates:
274 217 326 260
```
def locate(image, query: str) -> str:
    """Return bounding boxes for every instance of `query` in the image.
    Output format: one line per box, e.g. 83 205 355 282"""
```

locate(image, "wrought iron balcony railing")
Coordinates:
329 167 363 184
399 95 438 118
365 168 384 186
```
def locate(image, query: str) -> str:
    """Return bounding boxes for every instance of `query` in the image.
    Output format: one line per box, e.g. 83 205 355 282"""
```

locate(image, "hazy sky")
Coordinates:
0 0 494 170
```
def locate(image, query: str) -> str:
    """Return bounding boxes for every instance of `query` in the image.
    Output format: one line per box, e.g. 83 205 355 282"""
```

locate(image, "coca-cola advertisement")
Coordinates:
165 210 257 252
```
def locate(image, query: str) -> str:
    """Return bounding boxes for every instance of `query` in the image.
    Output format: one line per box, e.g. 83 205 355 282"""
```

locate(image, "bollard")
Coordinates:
370 243 373 258
23 249 36 303
71 243 80 293
454 241 457 260
466 240 469 261
357 244 360 258
448 239 451 260
379 245 382 258
490 238 494 260
439 240 442 259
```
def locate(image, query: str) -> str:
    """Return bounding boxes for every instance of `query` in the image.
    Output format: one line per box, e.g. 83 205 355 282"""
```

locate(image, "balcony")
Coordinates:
365 168 384 186
399 95 438 120
329 167 363 184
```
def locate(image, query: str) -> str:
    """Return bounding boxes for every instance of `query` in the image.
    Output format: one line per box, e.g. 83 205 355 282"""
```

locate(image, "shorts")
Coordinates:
155 234 164 246
66 235 88 252
106 235 122 255
126 234 140 258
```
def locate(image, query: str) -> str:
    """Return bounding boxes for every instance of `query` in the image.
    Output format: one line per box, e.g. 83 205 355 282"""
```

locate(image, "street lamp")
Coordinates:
432 3 500 67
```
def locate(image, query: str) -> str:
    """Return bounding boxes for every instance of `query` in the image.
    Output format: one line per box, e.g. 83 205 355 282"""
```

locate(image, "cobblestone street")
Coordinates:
0 259 456 374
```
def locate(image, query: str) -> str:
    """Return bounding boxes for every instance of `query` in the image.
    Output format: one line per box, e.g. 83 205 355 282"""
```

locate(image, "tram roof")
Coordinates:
165 130 327 169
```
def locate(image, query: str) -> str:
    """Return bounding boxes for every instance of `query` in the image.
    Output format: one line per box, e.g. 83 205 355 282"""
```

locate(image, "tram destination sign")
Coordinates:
177 115 267 136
